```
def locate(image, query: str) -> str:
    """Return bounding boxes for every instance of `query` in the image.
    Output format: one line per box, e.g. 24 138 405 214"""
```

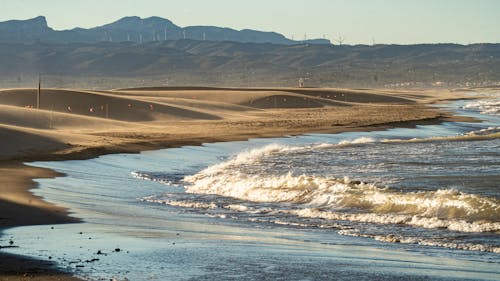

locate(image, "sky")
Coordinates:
1 0 499 44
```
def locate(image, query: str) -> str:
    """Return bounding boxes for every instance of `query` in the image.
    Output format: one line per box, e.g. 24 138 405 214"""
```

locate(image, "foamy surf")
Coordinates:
337 229 500 253
141 142 499 234
184 169 499 233
463 99 500 116
141 193 500 253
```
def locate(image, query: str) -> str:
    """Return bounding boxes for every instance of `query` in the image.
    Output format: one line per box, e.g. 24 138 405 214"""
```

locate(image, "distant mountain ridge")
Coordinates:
0 16 331 45
0 40 498 88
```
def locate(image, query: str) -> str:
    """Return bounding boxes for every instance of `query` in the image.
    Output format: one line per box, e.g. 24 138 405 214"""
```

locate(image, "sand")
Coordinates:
0 86 478 280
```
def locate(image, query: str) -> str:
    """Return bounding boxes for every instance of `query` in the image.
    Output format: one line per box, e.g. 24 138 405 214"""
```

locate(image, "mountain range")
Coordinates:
1 40 498 88
0 16 499 88
0 16 331 45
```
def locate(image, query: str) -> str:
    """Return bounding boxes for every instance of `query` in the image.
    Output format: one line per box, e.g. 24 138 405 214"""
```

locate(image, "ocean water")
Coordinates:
2 97 499 280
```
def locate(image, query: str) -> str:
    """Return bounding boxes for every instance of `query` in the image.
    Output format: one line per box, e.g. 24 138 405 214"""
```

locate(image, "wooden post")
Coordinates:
37 75 41 109
49 104 53 129
105 103 109 118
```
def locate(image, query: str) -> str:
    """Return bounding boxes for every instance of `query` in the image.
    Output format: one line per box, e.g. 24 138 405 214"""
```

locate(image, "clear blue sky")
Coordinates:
1 0 499 44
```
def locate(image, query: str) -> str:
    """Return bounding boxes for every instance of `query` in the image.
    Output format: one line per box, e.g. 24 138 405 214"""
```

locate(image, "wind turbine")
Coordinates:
333 35 345 46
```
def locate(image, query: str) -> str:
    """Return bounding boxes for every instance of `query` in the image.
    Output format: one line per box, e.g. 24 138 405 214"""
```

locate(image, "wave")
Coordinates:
382 131 500 143
337 136 376 145
184 168 500 232
313 132 500 151
337 229 500 253
462 99 500 116
465 126 500 136
138 130 498 188
138 136 500 252
141 195 500 253
180 141 500 234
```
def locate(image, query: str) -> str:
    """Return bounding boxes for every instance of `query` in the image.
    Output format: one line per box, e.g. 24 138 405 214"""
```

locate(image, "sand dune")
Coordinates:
0 104 132 130
0 125 68 159
0 89 220 122
115 87 414 104
0 87 457 163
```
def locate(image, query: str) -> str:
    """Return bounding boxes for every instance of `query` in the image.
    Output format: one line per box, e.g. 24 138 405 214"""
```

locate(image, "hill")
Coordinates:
0 41 498 88
0 16 330 45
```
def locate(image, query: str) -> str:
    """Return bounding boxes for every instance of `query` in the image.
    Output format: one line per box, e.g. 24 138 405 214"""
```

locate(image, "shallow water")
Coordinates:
2 98 499 280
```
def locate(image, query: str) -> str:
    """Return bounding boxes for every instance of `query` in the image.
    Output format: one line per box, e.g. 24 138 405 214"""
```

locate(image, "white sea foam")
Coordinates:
465 126 500 136
302 137 378 150
337 229 500 253
338 137 377 145
381 130 500 143
462 99 500 116
142 197 218 209
289 207 500 233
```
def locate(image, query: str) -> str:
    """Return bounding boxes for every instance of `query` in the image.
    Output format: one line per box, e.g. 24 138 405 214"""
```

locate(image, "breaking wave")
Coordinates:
179 143 499 232
184 168 499 233
463 99 500 116
137 133 500 253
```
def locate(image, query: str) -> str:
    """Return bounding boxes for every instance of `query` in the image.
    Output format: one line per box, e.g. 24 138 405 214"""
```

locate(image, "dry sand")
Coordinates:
0 86 476 280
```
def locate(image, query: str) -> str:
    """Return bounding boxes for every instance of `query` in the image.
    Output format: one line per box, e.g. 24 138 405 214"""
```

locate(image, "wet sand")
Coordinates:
0 86 478 280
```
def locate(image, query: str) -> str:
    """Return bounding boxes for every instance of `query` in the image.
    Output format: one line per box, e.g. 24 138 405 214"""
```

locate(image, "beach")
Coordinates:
0 86 490 280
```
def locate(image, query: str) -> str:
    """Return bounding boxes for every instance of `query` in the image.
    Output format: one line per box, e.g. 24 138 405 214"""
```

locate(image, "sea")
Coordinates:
2 94 499 281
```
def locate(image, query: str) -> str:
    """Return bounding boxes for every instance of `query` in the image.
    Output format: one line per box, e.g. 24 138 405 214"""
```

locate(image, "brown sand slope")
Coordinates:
0 126 69 160
115 86 417 103
0 87 458 162
0 89 220 121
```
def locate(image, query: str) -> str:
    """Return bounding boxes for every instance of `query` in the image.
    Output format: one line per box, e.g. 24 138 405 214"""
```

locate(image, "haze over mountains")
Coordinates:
0 16 499 89
0 16 330 45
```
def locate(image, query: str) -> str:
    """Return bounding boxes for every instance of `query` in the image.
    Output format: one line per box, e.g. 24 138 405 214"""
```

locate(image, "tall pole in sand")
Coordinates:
37 74 41 109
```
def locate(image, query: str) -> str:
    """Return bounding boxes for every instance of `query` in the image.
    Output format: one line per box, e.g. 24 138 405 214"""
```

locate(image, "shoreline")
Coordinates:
0 111 474 226
0 87 485 280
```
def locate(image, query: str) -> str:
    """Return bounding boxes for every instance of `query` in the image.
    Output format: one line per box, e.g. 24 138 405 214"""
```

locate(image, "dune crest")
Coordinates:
0 87 462 161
